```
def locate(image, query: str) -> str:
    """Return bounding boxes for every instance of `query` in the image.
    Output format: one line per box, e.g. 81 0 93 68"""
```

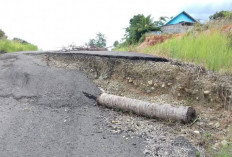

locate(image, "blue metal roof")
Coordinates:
165 11 197 25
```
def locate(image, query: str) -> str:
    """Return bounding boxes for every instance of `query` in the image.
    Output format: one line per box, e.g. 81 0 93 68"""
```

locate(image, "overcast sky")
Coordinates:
0 0 231 50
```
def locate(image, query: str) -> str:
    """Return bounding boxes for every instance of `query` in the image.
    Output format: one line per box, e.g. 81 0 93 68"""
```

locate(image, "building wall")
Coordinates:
161 24 194 34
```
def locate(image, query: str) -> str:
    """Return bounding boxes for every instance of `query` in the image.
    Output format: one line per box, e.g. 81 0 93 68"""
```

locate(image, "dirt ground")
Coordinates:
44 53 232 156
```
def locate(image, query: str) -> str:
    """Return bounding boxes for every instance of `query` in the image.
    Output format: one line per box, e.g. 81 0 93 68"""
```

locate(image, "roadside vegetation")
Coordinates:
144 30 232 72
88 32 106 48
0 29 38 53
114 10 232 73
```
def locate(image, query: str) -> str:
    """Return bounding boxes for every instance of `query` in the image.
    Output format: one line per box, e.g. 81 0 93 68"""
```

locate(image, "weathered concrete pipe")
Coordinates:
97 93 196 123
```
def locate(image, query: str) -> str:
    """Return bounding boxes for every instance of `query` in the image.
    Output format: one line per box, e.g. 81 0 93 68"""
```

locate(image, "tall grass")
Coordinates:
0 39 38 52
113 43 138 52
144 31 232 73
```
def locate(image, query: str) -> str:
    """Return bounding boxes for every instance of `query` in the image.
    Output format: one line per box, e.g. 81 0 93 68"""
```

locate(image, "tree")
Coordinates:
113 41 119 47
13 37 29 44
95 33 106 48
209 10 232 20
0 29 7 40
154 16 170 27
124 14 159 44
88 33 106 48
88 39 96 48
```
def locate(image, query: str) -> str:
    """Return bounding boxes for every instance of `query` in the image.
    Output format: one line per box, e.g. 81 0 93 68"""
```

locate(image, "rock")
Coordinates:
23 108 30 112
94 74 98 79
209 122 214 126
153 83 158 87
161 83 165 88
214 122 220 128
111 120 118 124
136 122 141 127
99 87 105 93
177 93 181 97
181 129 187 134
102 74 108 79
221 140 228 147
146 90 151 94
151 87 155 90
192 90 199 95
199 122 204 126
213 142 220 150
193 130 200 135
128 79 133 83
204 90 210 95
167 83 172 86
148 80 153 86
185 88 193 94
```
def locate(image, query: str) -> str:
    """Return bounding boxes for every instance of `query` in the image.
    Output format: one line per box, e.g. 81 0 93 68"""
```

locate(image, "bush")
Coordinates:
0 40 38 53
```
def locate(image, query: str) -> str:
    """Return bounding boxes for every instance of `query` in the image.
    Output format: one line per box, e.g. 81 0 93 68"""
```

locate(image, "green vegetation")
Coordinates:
210 10 232 20
195 151 201 157
0 39 38 53
144 31 232 72
124 14 160 44
215 144 232 157
114 14 170 49
0 29 7 40
113 41 119 48
114 10 232 73
0 29 38 53
88 32 106 48
113 42 137 52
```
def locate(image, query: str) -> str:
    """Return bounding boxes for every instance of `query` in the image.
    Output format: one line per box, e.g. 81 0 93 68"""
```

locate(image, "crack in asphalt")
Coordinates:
0 94 39 101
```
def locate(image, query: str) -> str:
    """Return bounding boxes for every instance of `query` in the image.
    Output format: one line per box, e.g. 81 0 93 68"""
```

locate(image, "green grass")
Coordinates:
0 39 38 53
113 45 131 52
113 43 138 52
215 144 232 157
143 31 232 73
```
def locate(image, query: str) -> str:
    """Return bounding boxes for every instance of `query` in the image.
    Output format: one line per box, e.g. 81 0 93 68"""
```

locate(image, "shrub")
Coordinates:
0 39 38 53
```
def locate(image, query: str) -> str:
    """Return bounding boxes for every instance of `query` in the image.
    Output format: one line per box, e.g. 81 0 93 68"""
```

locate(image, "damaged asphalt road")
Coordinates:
0 51 202 157
0 52 144 157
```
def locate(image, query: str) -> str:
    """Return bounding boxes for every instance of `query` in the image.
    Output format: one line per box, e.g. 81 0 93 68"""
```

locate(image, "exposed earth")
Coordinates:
1 51 225 157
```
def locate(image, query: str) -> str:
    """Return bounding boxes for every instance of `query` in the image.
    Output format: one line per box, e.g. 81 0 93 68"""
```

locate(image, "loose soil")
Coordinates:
41 52 232 156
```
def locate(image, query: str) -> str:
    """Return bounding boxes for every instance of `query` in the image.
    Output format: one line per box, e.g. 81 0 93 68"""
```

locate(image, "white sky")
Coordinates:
0 0 231 50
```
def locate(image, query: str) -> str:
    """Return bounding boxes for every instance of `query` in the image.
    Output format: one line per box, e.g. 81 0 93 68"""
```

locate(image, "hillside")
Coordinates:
115 22 232 73
0 29 38 53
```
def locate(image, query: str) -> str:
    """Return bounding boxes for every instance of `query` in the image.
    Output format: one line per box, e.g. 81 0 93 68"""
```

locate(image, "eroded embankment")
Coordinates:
41 53 232 111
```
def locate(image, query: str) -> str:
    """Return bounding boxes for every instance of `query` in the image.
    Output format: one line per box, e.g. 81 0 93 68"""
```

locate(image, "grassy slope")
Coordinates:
144 31 232 73
114 30 232 73
0 39 38 52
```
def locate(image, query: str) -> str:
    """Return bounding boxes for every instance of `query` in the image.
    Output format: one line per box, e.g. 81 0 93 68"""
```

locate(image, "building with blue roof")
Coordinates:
161 11 198 34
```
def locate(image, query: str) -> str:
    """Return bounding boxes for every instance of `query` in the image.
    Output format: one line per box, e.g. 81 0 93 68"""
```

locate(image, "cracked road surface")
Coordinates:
0 52 144 157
